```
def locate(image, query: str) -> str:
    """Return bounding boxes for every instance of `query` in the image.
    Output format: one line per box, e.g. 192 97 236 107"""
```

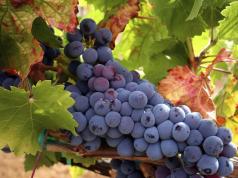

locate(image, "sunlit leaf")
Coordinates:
158 65 216 119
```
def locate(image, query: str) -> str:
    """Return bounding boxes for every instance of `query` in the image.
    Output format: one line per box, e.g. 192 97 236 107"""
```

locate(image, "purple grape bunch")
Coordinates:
64 18 237 178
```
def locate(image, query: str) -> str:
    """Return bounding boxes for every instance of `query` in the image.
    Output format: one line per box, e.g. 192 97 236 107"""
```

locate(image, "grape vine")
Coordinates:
0 1 238 178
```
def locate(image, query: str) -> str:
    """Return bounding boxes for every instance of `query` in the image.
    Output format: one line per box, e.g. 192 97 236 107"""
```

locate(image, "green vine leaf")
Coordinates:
32 17 62 48
186 0 204 21
62 152 96 167
152 0 207 41
0 80 77 155
0 0 78 78
24 151 59 171
218 1 238 41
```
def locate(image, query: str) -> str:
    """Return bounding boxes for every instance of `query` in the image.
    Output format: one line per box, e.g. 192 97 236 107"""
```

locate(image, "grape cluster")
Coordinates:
0 71 20 90
111 159 144 178
63 18 237 177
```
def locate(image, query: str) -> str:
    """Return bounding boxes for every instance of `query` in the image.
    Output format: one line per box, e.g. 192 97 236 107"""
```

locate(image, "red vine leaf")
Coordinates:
0 0 78 79
158 66 216 120
99 0 140 49
31 0 78 32
204 48 232 77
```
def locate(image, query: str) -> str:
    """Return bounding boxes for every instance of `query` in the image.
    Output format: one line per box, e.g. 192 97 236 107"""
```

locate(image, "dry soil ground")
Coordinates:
0 152 107 178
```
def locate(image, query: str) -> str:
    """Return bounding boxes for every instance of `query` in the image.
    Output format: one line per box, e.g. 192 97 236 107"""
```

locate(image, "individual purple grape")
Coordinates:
181 153 196 168
141 109 155 127
93 64 104 77
117 138 134 156
203 136 223 156
165 157 181 169
94 99 110 116
187 130 203 146
83 137 101 152
123 71 133 83
184 146 202 163
106 136 124 148
95 28 112 45
134 138 148 152
117 88 130 102
85 108 95 120
74 95 89 112
76 80 89 94
184 112 202 129
70 135 83 146
197 155 219 175
80 18 97 35
2 78 15 89
131 122 145 138
89 92 104 107
125 82 138 92
149 93 164 106
72 112 87 132
82 48 98 64
93 77 110 92
105 60 124 73
104 88 118 101
221 142 237 158
153 104 170 124
64 41 84 58
89 115 108 136
107 128 122 138
97 47 113 63
111 74 126 89
155 166 170 178
128 91 148 109
76 63 93 81
198 119 218 138
67 29 83 42
157 120 173 140
170 168 188 178
217 157 234 177
120 102 132 116
65 85 81 94
102 66 116 80
118 116 134 134
87 77 95 91
169 107 185 123
216 127 232 144
144 127 159 143
120 160 135 175
183 166 198 175
68 60 81 75
131 70 140 82
105 111 121 128
137 82 155 99
161 140 178 157
177 142 187 152
172 122 190 142
131 109 144 122
81 127 96 142
70 91 80 100
146 142 163 160
179 105 191 114
111 99 122 112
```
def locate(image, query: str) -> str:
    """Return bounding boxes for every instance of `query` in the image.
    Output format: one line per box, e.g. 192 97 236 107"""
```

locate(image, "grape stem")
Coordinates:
197 27 218 64
47 131 238 178
186 38 197 72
